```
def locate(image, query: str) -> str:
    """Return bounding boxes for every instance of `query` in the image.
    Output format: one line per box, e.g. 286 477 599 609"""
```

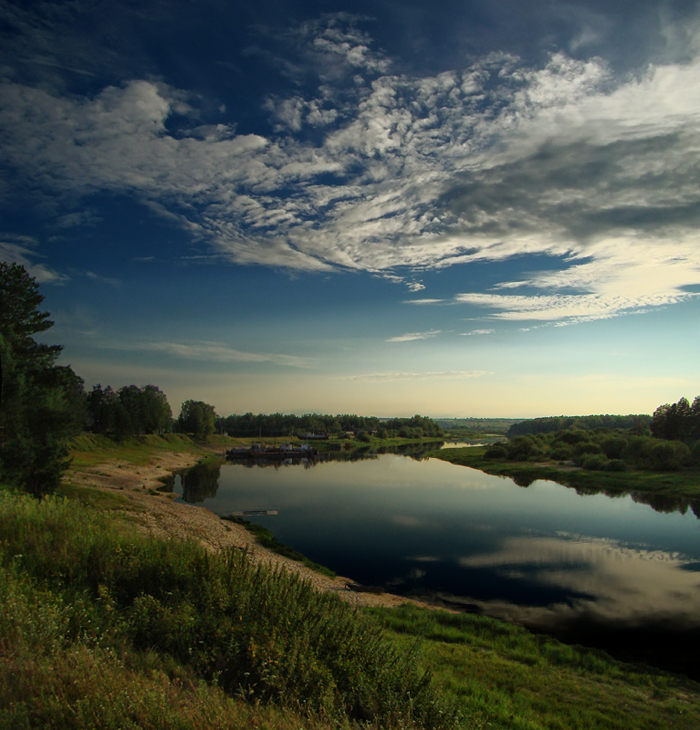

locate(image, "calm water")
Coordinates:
172 451 700 678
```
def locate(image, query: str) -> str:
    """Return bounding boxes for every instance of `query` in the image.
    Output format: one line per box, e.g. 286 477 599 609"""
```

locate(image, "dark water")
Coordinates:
172 451 700 679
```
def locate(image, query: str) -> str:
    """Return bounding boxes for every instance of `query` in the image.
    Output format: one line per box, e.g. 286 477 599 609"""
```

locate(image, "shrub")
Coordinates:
573 441 602 458
605 459 626 472
484 445 508 460
582 454 609 471
553 429 589 445
550 445 573 461
507 435 543 461
649 441 690 471
600 436 628 460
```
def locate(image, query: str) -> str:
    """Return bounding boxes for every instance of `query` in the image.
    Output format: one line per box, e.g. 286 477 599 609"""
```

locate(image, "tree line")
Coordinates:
507 414 652 438
219 412 444 439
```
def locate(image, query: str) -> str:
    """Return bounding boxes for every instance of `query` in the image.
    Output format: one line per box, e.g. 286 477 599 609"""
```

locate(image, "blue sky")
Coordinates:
1 0 699 418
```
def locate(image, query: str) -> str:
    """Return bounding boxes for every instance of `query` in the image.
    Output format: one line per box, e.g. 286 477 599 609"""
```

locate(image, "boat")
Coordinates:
225 443 318 460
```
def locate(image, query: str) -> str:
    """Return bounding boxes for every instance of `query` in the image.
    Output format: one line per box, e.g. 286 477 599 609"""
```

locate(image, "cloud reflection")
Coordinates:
455 533 700 629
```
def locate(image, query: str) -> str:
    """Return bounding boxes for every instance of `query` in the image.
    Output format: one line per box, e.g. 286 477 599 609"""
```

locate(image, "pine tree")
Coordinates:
0 263 85 496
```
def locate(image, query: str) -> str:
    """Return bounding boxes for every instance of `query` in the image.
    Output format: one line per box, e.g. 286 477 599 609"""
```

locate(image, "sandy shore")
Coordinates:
68 450 432 609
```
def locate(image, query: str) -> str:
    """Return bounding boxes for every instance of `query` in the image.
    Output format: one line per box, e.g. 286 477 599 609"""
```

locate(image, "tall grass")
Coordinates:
0 492 455 729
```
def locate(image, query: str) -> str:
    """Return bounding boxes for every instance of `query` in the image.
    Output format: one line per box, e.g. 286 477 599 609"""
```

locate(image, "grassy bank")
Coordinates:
431 446 700 501
371 605 700 730
0 491 453 730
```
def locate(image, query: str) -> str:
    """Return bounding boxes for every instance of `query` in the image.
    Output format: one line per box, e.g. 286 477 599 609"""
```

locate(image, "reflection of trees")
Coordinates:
376 441 444 460
631 491 700 519
229 442 444 470
180 461 221 503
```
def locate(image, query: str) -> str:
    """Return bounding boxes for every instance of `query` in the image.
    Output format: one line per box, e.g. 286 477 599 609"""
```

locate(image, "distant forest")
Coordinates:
506 414 652 437
438 418 524 435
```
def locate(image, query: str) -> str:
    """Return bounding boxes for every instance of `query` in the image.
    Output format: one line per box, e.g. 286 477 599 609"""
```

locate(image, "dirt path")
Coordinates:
68 451 431 609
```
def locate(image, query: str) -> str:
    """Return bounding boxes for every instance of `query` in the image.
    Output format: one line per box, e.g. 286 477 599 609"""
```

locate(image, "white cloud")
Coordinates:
387 329 441 342
454 235 700 322
1 15 700 322
462 329 495 336
109 340 311 368
0 236 67 283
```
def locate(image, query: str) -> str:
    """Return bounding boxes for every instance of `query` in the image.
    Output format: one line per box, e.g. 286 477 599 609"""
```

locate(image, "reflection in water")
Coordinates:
172 452 700 679
178 461 221 503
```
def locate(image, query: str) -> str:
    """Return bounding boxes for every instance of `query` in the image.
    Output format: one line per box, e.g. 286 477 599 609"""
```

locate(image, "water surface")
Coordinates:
173 452 700 677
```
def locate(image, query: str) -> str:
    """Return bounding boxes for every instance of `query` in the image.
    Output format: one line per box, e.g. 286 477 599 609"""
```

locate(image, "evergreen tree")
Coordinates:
0 263 85 496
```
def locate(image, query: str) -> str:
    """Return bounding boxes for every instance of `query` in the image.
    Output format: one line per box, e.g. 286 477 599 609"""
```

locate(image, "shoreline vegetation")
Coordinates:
1 434 698 728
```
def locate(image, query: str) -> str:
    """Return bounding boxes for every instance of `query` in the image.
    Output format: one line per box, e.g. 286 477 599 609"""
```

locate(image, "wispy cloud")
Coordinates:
0 235 67 283
462 329 495 336
387 329 441 342
343 370 489 382
86 271 122 288
404 299 446 305
110 340 311 368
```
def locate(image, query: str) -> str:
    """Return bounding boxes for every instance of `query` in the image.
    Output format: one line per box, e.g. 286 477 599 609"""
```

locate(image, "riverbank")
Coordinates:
431 445 700 503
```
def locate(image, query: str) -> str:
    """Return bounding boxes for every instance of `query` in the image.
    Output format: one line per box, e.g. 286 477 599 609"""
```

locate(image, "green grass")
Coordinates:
69 433 221 468
369 604 700 730
0 490 453 730
431 446 700 500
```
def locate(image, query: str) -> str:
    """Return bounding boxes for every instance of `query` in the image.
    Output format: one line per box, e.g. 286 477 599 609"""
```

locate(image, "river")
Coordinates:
171 446 700 679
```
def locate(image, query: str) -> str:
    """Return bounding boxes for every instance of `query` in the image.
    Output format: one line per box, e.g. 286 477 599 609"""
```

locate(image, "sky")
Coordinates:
1 0 699 418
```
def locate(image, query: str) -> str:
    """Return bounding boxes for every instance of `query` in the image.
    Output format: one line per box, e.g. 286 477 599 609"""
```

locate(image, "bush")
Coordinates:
553 429 590 445
550 445 573 461
582 454 609 471
649 441 690 471
507 435 543 461
484 445 508 460
573 441 602 458
600 437 628 460
605 459 626 472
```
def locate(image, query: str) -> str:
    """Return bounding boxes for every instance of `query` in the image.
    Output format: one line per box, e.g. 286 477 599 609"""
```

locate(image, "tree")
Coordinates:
140 385 172 434
87 383 172 437
178 400 216 437
0 263 85 496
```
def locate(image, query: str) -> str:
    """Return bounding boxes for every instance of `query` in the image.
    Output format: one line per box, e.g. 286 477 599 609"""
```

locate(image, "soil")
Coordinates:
68 451 432 609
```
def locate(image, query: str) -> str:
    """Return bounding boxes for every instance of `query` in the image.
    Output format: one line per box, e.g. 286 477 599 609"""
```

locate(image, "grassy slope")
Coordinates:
1 437 698 728
430 446 700 500
371 605 700 730
0 491 451 730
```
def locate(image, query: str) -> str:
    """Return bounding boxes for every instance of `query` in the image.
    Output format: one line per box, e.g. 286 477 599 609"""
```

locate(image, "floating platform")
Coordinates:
227 510 279 517
225 443 318 460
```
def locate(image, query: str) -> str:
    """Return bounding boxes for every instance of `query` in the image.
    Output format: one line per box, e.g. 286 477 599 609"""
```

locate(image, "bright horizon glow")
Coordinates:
1 1 699 418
